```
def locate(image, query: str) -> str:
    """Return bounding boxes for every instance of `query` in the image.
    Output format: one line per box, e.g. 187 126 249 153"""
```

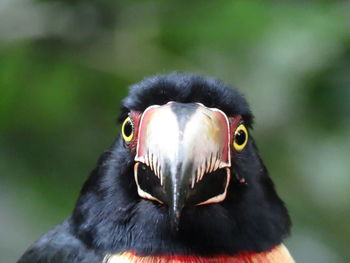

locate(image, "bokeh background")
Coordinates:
1 0 349 262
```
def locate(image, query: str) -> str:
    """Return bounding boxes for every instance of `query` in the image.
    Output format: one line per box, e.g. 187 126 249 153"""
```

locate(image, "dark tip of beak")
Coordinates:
162 163 188 233
169 205 182 233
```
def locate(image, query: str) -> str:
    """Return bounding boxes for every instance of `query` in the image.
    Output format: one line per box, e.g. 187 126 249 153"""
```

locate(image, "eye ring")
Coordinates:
122 116 134 142
233 124 248 151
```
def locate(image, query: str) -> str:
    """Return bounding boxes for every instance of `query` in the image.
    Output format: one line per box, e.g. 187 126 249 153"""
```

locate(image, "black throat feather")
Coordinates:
71 73 291 256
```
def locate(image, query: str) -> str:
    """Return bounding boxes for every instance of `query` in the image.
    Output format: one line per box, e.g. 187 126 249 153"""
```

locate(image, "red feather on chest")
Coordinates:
104 244 295 263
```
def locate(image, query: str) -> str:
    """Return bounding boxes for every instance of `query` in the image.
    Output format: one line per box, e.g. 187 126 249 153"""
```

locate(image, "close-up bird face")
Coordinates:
18 73 294 263
122 101 248 229
68 74 291 257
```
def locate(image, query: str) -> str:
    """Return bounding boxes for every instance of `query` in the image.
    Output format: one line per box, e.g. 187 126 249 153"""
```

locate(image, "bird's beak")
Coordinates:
134 102 231 230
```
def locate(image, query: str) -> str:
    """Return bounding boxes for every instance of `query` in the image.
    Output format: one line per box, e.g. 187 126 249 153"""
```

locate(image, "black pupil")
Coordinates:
235 130 246 145
124 120 133 137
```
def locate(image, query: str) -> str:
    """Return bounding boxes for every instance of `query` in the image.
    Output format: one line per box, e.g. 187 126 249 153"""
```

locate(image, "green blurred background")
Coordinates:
1 0 349 262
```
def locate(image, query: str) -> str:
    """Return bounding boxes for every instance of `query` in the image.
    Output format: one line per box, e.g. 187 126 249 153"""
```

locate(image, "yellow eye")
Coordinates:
122 117 134 142
233 124 248 151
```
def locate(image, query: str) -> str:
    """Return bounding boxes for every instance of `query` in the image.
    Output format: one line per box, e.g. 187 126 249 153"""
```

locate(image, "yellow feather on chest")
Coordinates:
103 244 295 263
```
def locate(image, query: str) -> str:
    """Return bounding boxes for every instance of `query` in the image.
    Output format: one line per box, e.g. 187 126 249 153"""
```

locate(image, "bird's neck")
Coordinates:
104 244 295 263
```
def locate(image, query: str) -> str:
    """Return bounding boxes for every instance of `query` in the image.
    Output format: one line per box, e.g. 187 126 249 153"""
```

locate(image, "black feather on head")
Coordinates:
121 73 253 127
72 73 291 256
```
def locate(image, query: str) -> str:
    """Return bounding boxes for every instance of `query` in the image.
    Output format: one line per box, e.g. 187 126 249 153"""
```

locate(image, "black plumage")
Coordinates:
18 73 291 263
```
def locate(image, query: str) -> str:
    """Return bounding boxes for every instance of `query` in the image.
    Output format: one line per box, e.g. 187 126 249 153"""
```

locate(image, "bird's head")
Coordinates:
123 101 248 230
72 73 291 256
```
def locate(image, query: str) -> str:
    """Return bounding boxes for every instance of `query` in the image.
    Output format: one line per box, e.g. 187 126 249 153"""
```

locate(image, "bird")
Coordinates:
18 73 294 263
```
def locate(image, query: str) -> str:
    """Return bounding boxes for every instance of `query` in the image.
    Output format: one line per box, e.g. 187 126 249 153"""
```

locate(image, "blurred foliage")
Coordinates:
0 0 349 262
